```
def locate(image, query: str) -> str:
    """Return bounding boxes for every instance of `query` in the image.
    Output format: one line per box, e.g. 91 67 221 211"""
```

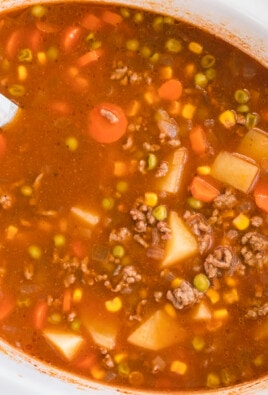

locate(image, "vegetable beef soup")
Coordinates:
0 2 268 391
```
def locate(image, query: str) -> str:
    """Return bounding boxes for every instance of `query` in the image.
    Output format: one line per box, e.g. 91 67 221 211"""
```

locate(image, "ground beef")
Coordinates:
240 232 268 268
155 161 169 178
109 227 132 243
213 188 238 210
245 302 268 319
184 211 213 254
0 191 14 209
166 280 201 310
250 216 264 228
204 246 243 278
152 356 166 373
104 265 142 293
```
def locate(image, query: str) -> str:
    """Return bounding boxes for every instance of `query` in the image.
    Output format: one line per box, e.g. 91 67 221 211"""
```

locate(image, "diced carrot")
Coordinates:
158 79 183 101
33 300 48 330
102 10 123 26
254 178 268 213
62 26 82 52
35 20 59 33
0 291 15 320
70 240 87 258
5 30 20 59
71 76 89 92
76 48 103 68
80 13 102 30
189 125 208 155
190 176 220 203
63 288 72 313
0 134 7 158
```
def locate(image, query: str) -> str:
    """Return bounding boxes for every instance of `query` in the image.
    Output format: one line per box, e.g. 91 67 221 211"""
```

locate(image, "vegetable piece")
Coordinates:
170 360 188 375
0 93 20 128
189 125 208 155
43 328 85 361
88 102 128 143
127 309 187 350
162 211 198 268
210 151 260 193
102 10 122 26
156 147 189 194
76 48 103 67
80 13 102 30
237 128 268 163
82 314 118 350
71 206 100 226
253 178 268 213
33 301 48 329
62 26 82 52
189 176 220 203
157 79 183 101
192 302 212 321
0 291 15 321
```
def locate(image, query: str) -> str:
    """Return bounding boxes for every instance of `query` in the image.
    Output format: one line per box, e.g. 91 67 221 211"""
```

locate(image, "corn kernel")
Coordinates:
221 209 235 218
105 296 122 312
171 277 183 289
168 100 181 116
225 276 237 287
170 360 187 375
90 366 106 380
232 213 250 231
18 65 28 81
192 336 205 351
144 192 158 207
206 288 220 304
188 41 203 54
159 66 173 80
184 62 196 78
223 288 239 304
182 103 196 120
219 110 236 128
6 225 18 241
197 166 211 175
164 303 177 318
144 89 159 104
213 308 228 320
37 51 47 65
73 288 83 303
207 372 220 388
114 353 128 364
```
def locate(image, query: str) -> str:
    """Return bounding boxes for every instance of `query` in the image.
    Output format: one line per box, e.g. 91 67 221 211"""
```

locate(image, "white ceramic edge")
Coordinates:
0 0 267 394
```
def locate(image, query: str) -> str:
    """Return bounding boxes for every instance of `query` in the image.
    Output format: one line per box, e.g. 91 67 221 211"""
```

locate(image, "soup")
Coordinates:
0 2 268 391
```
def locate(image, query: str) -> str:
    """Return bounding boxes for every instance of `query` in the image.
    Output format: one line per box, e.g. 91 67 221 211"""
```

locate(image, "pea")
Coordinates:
133 12 144 23
194 72 208 88
205 68 216 81
193 273 210 292
163 16 174 25
165 38 182 53
140 46 152 58
53 234 66 247
18 48 33 62
187 197 204 210
234 89 250 104
102 197 114 210
126 39 139 51
116 180 128 193
120 7 130 18
118 361 130 377
47 46 59 61
70 318 81 331
9 84 25 97
236 104 249 113
152 205 167 221
112 245 125 258
152 16 164 31
201 54 215 69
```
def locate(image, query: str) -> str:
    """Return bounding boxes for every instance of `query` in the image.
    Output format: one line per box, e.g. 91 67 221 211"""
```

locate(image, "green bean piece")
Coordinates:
245 112 259 129
236 104 249 113
193 273 210 292
118 361 130 377
201 54 215 69
133 12 144 23
152 205 167 221
165 38 182 53
9 84 25 97
205 68 216 81
194 72 208 88
18 48 33 62
234 89 250 104
192 336 205 351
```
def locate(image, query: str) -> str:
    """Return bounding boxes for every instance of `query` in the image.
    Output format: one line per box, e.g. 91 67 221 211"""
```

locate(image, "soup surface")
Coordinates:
0 2 268 391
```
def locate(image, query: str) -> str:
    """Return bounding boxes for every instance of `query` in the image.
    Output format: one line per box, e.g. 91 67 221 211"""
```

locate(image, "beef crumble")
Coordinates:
184 211 213 254
240 232 268 268
204 246 244 279
166 280 202 310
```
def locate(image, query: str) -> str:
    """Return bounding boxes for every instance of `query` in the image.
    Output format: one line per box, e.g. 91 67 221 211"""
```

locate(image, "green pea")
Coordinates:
192 335 205 351
102 197 114 210
112 245 125 259
187 197 204 210
17 296 31 308
245 112 259 129
152 205 167 221
152 16 164 31
163 16 174 24
194 72 208 88
48 312 62 325
140 46 152 58
201 54 215 69
234 89 250 104
70 318 81 331
205 68 216 81
236 104 249 113
149 52 160 64
165 38 182 53
193 273 210 292
47 46 59 61
18 48 33 62
133 12 144 23
120 7 130 18
116 180 128 193
118 361 130 377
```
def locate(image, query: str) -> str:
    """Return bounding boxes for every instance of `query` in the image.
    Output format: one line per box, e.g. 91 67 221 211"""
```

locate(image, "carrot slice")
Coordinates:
88 102 128 143
76 48 103 67
62 26 82 52
189 125 208 155
35 20 59 33
102 10 122 26
81 13 102 30
158 79 183 101
190 176 220 202
254 178 268 213
33 301 48 330
0 291 15 320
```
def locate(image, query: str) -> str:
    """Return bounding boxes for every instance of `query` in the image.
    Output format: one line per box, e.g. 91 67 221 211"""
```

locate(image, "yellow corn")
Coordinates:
168 100 181 116
159 66 173 80
213 308 228 320
90 366 106 380
192 336 205 351
18 65 28 81
218 110 236 128
232 213 250 231
73 288 83 303
105 296 122 312
170 360 187 375
225 276 237 287
164 303 177 318
206 288 220 304
144 192 158 207
188 41 203 54
223 288 239 304
37 51 47 65
114 353 128 364
126 99 140 117
144 89 159 105
6 225 18 241
171 277 183 289
182 103 196 120
221 209 235 218
197 166 211 175
207 372 220 388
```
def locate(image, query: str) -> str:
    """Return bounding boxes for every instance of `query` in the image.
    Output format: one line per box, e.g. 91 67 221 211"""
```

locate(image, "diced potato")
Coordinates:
192 302 212 321
82 314 118 350
43 329 84 361
161 211 198 268
71 206 100 226
238 128 268 163
211 151 259 193
156 147 189 194
127 309 186 350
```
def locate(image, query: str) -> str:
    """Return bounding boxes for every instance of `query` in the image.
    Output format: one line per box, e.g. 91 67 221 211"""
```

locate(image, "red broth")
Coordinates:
0 2 268 391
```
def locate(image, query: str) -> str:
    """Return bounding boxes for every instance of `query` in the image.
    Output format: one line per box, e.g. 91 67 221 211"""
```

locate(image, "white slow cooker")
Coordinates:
0 0 267 394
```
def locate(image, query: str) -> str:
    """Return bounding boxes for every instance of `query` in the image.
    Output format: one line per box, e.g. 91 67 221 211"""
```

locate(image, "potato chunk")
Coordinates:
127 309 186 350
211 151 259 193
43 329 85 361
161 211 198 268
238 128 268 163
